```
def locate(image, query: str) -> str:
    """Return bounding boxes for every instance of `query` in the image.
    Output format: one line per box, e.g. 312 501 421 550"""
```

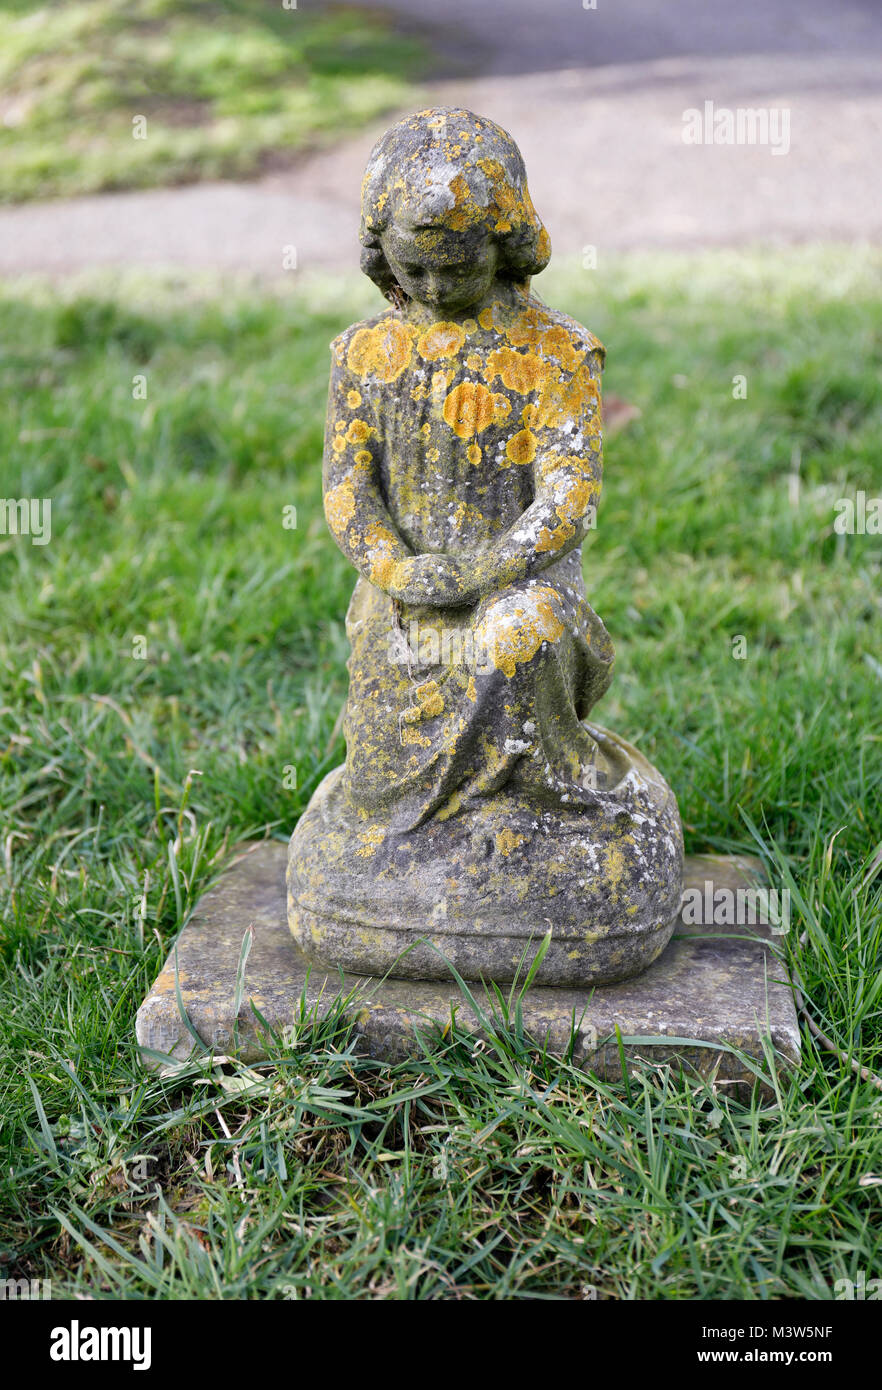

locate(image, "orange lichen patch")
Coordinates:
325 480 356 535
442 381 496 438
503 310 584 370
364 520 400 587
492 393 511 424
466 353 482 371
332 435 347 453
478 303 505 332
417 321 466 361
531 369 600 430
347 319 413 382
354 449 372 466
477 590 565 678
476 157 518 232
504 318 540 350
465 676 477 703
535 522 574 554
467 444 482 466
556 474 597 525
541 325 583 369
463 318 477 334
346 389 362 409
485 346 547 396
505 429 538 466
448 172 471 204
538 450 599 486
345 418 373 445
495 827 525 856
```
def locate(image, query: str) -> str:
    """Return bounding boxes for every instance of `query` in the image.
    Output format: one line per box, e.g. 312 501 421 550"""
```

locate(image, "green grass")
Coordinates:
0 0 429 202
1 247 881 1299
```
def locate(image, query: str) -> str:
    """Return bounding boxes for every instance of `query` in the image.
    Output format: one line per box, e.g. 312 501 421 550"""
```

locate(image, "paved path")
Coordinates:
378 0 882 75
1 1 880 277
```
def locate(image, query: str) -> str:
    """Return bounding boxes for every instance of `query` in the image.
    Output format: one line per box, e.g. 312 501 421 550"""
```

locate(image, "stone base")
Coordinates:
137 842 800 1086
287 733 685 988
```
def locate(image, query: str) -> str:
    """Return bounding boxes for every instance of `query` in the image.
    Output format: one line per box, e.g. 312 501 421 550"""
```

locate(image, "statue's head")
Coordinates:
359 107 550 314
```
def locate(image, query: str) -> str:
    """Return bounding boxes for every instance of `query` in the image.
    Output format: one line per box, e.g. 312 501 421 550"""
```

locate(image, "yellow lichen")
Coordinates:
477 591 565 677
347 319 413 382
495 828 525 856
355 826 385 858
485 346 547 395
415 679 444 717
364 520 400 586
531 369 600 430
505 429 538 465
418 321 466 361
346 418 374 446
324 479 356 534
603 844 626 891
442 381 496 438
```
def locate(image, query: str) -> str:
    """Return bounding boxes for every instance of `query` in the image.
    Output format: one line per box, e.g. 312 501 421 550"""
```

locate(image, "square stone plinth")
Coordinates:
136 842 800 1084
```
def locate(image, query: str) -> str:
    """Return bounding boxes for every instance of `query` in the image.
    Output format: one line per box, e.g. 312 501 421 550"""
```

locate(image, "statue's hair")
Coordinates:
359 107 550 304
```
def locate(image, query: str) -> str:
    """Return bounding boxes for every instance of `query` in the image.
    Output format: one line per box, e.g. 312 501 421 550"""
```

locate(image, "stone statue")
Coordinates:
287 108 683 986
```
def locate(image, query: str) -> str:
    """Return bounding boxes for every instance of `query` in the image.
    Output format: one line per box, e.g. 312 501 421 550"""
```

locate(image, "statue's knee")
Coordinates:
475 585 566 678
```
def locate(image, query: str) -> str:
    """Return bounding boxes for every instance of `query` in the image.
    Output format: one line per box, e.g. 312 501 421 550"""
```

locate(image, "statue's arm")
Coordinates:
323 354 478 607
322 357 415 594
466 355 604 598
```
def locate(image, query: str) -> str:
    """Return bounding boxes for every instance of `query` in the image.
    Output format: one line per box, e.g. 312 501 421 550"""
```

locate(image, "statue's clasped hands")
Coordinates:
390 553 478 609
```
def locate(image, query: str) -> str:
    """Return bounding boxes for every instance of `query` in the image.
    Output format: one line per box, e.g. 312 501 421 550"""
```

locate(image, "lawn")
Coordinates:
1 248 881 1299
0 0 430 202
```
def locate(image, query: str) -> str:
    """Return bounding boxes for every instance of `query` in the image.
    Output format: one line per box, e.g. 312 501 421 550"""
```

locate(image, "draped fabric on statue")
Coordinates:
324 294 644 831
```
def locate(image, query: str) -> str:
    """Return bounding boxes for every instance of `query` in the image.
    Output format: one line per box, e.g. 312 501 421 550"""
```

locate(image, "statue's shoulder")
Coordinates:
525 295 605 362
330 307 401 364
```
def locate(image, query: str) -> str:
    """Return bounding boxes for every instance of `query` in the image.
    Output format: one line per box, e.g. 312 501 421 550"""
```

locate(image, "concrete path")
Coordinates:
1 1 880 278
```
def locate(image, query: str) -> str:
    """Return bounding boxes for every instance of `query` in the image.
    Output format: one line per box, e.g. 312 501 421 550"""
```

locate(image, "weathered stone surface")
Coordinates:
138 842 800 1085
289 746 682 987
287 107 684 984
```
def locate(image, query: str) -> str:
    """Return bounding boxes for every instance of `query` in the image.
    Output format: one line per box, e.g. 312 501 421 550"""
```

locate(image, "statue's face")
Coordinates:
381 222 499 314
